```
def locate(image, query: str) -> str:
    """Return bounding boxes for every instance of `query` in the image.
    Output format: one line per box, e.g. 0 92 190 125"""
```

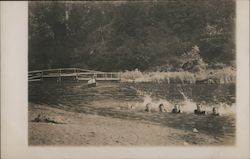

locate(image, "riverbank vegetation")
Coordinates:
121 67 235 84
29 1 235 72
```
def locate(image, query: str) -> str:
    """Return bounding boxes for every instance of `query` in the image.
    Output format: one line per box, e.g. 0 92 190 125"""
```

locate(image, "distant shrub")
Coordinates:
180 46 208 73
212 67 236 83
121 69 144 82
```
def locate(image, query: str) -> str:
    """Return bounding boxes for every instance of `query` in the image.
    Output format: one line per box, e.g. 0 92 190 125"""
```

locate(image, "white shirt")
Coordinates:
88 78 96 84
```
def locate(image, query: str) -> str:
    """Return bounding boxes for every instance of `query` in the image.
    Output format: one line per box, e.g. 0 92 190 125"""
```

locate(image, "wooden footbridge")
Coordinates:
28 68 121 82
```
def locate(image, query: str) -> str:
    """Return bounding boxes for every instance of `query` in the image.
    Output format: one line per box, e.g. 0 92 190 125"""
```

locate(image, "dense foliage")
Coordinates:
29 0 235 72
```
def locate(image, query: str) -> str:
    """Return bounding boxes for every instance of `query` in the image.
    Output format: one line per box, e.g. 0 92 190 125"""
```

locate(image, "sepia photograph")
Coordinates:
28 0 237 146
1 0 250 158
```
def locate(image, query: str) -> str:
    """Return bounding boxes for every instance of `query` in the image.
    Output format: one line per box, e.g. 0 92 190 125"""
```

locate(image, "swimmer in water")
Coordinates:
172 104 181 113
194 103 206 115
212 107 220 116
145 103 152 112
159 103 166 113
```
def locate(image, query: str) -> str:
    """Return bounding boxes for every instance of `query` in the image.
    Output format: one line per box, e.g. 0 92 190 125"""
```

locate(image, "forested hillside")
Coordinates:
29 0 235 72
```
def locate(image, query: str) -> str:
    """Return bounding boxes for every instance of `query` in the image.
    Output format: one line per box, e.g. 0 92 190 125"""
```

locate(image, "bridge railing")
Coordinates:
28 68 121 82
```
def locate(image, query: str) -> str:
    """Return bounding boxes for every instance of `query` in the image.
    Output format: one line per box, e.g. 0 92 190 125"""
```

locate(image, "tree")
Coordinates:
181 46 208 72
29 1 236 71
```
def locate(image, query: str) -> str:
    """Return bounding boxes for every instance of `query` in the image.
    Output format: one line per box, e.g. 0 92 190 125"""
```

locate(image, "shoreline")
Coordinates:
29 103 234 146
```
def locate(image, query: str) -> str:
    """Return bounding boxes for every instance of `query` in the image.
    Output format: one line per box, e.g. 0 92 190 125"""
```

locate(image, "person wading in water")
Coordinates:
194 103 206 115
172 104 181 113
159 103 166 113
145 103 152 112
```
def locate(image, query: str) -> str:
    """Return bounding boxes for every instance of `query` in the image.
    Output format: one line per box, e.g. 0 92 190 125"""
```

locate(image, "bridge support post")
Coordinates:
75 68 79 82
57 69 61 83
41 71 43 82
